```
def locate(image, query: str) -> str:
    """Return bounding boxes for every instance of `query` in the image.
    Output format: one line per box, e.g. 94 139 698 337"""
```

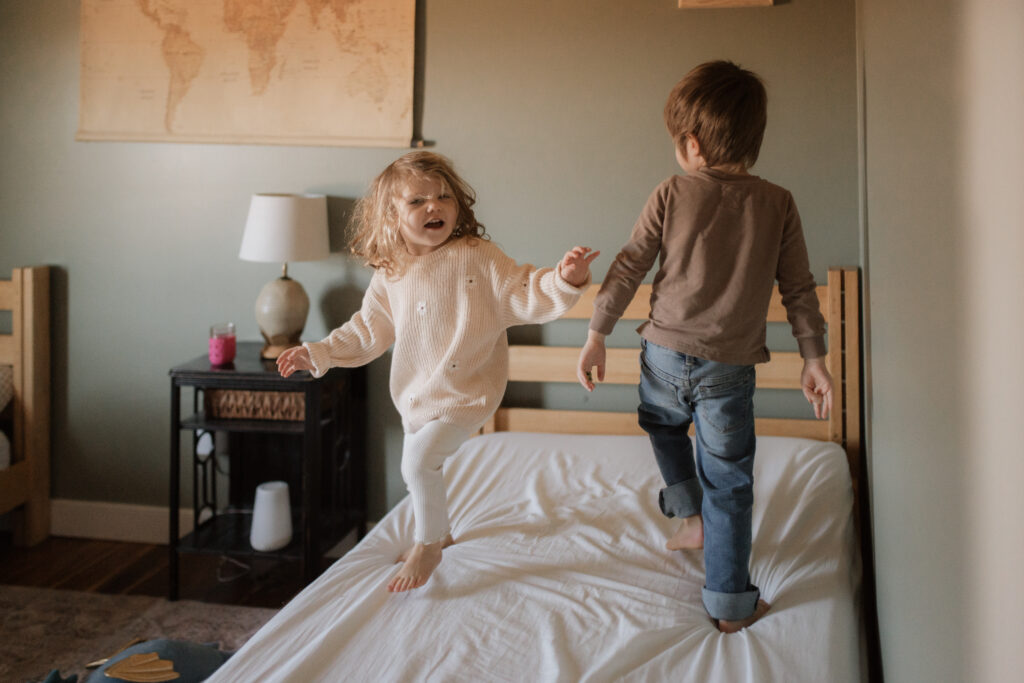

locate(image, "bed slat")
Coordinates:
487 408 645 435
564 284 829 324
508 346 805 390
0 284 17 311
508 346 639 384
486 407 831 441
0 336 16 365
563 284 651 320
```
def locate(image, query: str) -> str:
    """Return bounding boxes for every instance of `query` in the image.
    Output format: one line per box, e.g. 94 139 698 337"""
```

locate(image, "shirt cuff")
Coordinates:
303 341 331 378
797 336 827 359
589 308 618 336
555 267 591 293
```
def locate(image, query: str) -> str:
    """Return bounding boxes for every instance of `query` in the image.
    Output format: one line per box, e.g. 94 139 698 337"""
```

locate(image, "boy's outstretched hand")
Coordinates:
800 357 834 420
577 330 607 392
277 344 314 378
559 246 600 287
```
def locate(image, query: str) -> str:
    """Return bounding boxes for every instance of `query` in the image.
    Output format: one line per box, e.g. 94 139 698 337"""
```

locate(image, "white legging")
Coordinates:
400 420 473 544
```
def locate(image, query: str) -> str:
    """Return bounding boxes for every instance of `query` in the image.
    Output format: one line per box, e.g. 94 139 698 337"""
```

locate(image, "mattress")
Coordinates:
208 432 861 683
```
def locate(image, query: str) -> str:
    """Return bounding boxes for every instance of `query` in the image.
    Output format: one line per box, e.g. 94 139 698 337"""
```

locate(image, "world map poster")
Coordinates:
77 0 415 147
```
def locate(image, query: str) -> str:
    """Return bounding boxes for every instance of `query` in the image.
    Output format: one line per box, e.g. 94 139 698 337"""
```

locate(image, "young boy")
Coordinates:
575 61 833 633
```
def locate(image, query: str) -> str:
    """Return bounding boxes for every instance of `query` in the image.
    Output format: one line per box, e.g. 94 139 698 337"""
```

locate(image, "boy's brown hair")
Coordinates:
348 151 487 277
663 60 768 168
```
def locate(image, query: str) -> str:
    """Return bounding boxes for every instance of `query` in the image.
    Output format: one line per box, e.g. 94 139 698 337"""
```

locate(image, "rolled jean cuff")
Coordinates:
658 479 703 519
702 585 760 622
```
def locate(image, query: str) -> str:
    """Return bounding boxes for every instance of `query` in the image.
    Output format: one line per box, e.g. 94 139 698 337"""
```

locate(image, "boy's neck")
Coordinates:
705 163 749 175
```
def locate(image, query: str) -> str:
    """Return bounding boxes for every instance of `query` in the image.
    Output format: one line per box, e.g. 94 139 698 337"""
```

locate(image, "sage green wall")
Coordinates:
0 1 858 520
862 1 1024 681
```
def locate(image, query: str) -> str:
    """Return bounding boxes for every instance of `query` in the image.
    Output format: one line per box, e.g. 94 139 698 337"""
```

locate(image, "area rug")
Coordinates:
0 585 278 683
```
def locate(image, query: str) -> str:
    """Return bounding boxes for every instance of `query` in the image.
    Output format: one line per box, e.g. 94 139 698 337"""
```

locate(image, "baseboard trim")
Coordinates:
50 498 194 544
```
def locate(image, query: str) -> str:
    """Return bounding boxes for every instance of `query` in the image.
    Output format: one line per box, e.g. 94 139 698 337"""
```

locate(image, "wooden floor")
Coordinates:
0 534 317 609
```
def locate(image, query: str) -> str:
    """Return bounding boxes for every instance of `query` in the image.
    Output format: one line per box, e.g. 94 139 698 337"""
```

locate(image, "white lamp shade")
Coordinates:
239 193 330 263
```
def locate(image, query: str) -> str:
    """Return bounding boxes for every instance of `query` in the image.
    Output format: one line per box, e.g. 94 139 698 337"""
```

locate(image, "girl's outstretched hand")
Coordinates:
277 345 314 378
559 246 600 287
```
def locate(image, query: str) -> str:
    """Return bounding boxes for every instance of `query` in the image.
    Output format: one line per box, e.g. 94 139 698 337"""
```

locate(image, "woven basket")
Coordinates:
204 389 305 421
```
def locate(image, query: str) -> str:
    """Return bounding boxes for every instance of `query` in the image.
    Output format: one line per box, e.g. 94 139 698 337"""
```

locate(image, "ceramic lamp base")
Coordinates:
254 275 309 360
260 341 300 360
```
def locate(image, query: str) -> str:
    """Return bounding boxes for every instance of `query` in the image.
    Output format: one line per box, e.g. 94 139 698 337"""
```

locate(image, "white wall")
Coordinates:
961 3 1024 680
862 0 1024 680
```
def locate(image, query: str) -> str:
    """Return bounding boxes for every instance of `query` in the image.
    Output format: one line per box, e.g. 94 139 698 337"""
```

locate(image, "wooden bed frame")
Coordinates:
484 267 862 507
0 266 51 546
483 266 874 676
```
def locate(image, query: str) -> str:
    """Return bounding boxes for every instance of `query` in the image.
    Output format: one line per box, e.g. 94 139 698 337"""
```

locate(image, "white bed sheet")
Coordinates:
209 432 861 683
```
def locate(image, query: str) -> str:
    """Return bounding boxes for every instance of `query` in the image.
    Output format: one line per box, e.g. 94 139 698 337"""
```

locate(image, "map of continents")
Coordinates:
78 0 415 146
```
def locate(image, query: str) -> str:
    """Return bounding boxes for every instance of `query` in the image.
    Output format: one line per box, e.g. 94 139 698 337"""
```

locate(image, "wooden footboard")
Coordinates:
0 266 51 545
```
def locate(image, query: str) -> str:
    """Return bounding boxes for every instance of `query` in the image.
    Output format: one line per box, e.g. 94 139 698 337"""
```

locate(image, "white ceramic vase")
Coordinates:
250 481 293 552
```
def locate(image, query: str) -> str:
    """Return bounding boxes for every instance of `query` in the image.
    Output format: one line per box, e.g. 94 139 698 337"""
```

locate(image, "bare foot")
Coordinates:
388 534 454 593
666 514 704 550
717 599 771 633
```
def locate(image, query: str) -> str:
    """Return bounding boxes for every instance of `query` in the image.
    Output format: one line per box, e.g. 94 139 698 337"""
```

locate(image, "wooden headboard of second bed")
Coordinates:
0 266 51 546
483 268 861 488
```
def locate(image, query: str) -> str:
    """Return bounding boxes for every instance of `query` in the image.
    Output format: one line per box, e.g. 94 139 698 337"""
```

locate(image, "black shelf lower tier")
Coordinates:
178 511 301 560
176 509 361 561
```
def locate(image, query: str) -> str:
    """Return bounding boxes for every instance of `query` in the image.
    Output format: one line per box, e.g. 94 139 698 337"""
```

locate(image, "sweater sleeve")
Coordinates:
496 246 589 328
776 194 827 359
303 272 396 377
589 184 665 335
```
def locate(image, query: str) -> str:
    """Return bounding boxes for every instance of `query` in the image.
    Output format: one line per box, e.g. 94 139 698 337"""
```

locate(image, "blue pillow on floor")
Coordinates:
42 639 232 683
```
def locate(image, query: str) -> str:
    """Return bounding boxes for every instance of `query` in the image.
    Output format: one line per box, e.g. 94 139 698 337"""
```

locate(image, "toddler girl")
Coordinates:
277 151 598 593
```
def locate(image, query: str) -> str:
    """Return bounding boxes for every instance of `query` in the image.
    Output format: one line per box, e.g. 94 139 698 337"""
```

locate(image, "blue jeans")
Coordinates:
637 339 760 621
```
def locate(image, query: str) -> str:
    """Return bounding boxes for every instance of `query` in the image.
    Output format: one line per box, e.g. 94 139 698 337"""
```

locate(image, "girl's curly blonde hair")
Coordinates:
348 151 488 277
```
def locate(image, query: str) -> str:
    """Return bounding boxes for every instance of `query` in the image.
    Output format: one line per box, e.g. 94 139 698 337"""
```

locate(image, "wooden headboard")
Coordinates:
0 266 51 546
484 267 861 485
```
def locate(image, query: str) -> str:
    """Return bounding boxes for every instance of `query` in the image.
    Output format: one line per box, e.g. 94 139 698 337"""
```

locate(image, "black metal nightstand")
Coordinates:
168 342 365 600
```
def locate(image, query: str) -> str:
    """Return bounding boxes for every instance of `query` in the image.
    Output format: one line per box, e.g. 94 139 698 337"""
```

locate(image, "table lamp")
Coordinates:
239 193 330 359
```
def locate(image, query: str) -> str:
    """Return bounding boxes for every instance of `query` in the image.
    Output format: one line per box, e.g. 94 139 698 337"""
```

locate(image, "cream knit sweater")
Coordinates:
304 238 587 432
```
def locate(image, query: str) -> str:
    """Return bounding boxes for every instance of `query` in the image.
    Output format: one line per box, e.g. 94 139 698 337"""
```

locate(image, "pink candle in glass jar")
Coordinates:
209 322 236 365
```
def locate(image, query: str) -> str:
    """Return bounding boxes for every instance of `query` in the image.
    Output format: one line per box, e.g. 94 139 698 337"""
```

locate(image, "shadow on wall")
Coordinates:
326 196 356 255
321 195 365 326
320 195 399 520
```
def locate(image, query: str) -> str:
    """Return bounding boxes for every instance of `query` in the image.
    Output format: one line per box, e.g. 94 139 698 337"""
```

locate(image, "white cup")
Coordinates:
250 481 293 552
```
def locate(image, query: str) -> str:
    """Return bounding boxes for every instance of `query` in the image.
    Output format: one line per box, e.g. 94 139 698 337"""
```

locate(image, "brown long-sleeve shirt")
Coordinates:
590 168 826 365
